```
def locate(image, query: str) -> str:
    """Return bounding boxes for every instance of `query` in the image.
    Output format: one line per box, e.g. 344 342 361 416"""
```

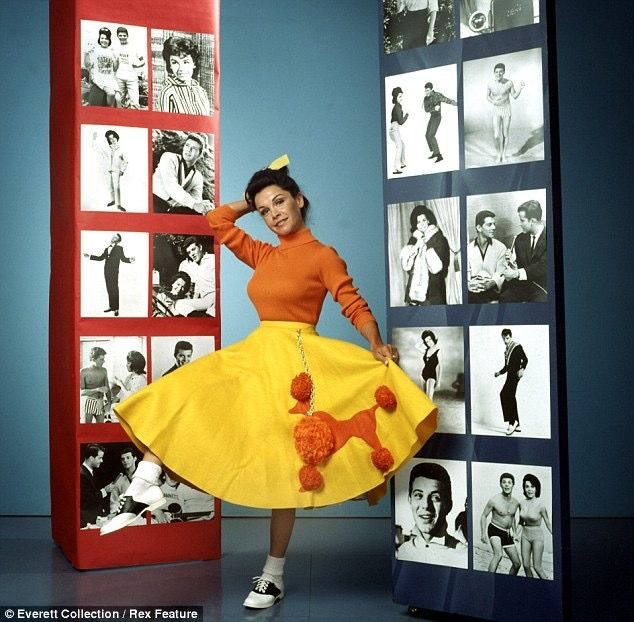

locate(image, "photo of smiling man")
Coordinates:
395 458 468 568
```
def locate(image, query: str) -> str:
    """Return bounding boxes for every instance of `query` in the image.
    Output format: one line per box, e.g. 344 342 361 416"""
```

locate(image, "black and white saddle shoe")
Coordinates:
100 486 165 535
243 576 284 609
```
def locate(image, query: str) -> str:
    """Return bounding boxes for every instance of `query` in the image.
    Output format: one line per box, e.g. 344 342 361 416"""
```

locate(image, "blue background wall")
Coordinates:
0 0 630 518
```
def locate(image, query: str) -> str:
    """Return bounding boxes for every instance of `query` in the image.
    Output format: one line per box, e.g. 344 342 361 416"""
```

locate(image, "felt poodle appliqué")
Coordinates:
289 372 397 492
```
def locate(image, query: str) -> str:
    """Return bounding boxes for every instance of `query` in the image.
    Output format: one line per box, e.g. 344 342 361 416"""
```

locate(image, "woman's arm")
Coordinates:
359 320 398 366
220 199 254 216
541 505 553 535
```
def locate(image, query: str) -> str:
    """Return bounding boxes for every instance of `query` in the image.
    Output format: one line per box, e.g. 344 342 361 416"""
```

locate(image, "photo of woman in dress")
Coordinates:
152 32 214 116
518 473 552 579
389 87 408 175
83 26 120 108
399 204 450 305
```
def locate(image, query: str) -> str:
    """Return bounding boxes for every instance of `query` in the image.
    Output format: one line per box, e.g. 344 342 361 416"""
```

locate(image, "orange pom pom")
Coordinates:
291 372 312 402
293 417 334 465
371 447 394 472
299 465 323 491
375 385 397 410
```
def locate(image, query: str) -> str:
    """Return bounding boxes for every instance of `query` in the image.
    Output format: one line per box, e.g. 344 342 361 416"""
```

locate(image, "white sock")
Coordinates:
261 555 285 584
127 460 162 496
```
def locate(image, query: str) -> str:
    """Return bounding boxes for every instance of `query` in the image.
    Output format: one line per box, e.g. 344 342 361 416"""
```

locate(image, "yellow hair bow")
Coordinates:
267 154 290 170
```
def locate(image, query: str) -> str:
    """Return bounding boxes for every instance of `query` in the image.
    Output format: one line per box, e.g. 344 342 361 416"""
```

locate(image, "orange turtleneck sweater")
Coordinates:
206 205 375 331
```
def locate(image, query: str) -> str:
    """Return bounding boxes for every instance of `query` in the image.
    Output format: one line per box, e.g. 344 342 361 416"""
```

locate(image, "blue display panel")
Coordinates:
380 1 569 619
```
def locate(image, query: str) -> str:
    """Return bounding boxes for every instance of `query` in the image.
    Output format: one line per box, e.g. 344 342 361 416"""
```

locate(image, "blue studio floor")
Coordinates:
0 517 632 622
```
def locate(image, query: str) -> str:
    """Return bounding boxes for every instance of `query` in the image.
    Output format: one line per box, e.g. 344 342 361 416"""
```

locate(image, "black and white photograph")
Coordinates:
80 124 148 213
152 234 216 317
472 462 554 579
387 198 462 306
385 65 459 178
79 336 148 424
80 20 148 109
392 326 465 434
463 48 544 168
152 473 215 525
394 458 468 568
460 0 540 38
467 188 548 303
469 324 550 438
151 29 214 116
383 0 456 54
152 129 215 215
150 336 215 381
80 442 142 529
79 441 215 531
80 230 149 318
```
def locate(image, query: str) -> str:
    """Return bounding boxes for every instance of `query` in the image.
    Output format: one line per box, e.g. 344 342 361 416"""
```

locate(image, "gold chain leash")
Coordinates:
296 329 315 416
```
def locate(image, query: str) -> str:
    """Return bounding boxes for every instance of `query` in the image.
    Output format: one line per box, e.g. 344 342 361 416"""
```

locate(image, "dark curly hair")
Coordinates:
162 36 201 80
98 27 112 46
245 166 311 221
523 473 542 498
126 350 146 375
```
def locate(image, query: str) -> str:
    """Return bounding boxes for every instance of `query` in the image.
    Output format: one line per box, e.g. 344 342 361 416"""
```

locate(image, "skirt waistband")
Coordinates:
258 321 317 334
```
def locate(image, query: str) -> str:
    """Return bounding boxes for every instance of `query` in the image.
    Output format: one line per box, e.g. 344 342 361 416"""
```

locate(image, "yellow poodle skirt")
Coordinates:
115 321 437 509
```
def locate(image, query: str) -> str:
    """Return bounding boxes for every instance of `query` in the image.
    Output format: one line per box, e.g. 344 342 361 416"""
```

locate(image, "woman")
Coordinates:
153 271 192 317
420 330 440 400
92 130 128 211
518 474 552 579
400 204 450 305
79 347 111 424
111 351 147 401
100 162 437 610
84 27 121 107
389 87 408 175
157 36 211 116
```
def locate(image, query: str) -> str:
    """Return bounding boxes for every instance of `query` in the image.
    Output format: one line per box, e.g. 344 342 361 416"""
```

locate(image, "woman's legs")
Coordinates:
425 378 436 401
532 538 548 579
521 536 534 577
390 127 405 173
244 509 296 609
270 508 296 557
111 172 122 209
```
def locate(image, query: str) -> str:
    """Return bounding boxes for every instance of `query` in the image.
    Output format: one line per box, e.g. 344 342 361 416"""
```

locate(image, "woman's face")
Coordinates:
171 277 187 297
524 481 536 499
397 92 404 104
424 335 435 348
169 54 195 83
254 185 305 237
416 214 429 232
98 34 110 48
